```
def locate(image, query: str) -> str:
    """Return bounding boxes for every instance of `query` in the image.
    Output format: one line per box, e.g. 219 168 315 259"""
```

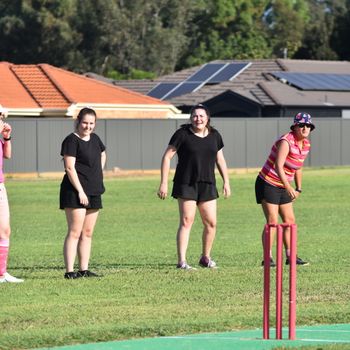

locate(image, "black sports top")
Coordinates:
60 133 105 195
169 126 224 185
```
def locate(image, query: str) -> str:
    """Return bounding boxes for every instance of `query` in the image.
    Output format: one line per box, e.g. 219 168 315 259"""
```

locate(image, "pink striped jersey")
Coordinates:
259 132 311 188
0 140 4 183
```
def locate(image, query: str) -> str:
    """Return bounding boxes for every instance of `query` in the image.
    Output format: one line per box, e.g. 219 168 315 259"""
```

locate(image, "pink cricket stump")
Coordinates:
289 224 297 340
263 223 297 340
263 224 271 339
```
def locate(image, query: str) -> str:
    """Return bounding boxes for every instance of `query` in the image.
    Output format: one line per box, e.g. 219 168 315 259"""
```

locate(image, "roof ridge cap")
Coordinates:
39 64 72 103
257 81 281 105
9 64 41 107
275 59 288 71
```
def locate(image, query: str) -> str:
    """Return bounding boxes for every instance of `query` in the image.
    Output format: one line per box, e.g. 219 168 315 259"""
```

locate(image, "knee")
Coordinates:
203 219 216 230
0 227 11 240
180 216 194 229
67 229 81 240
283 217 295 225
81 227 94 239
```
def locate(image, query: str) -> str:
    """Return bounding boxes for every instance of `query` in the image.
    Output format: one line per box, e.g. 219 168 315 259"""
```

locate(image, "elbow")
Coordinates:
65 166 74 175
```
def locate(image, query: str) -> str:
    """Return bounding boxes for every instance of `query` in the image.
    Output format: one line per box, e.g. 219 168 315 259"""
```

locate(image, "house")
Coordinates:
0 62 181 119
101 59 350 118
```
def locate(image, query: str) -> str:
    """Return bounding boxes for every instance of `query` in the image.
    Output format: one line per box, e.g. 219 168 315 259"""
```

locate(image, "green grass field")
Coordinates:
0 168 349 350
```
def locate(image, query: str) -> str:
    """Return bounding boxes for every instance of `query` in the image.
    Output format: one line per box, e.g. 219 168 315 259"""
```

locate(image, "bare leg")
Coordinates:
261 200 279 257
63 208 86 272
197 199 217 258
279 202 295 252
78 209 99 271
176 199 196 264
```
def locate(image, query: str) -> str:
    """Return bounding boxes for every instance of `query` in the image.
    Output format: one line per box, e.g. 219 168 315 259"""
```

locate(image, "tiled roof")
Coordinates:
0 62 38 108
11 64 70 108
42 64 168 105
0 62 173 117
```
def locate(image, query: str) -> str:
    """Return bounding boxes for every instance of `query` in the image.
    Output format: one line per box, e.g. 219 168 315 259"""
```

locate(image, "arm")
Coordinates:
101 151 106 170
216 149 231 198
294 168 302 198
1 121 12 159
157 145 177 199
275 140 297 200
63 155 89 206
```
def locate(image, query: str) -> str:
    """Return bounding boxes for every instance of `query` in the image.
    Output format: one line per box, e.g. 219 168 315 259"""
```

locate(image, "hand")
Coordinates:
1 121 11 139
286 186 297 201
157 183 168 200
223 183 231 198
78 191 89 206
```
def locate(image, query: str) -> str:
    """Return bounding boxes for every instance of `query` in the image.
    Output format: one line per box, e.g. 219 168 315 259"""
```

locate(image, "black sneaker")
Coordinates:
77 270 99 277
286 256 309 266
64 271 78 279
261 258 276 267
198 256 217 268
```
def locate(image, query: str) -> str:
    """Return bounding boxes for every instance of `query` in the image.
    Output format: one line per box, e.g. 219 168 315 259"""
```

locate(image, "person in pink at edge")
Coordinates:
158 104 231 270
0 107 24 283
255 112 315 267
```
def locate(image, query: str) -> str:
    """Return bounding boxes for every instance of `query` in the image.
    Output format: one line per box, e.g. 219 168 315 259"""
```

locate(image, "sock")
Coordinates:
286 249 290 258
0 239 10 276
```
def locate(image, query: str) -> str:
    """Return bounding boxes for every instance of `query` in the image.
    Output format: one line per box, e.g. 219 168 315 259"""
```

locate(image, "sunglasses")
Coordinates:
297 123 312 129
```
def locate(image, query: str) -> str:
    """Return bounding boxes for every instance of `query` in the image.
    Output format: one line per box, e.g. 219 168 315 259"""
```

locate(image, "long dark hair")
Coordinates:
75 107 97 130
181 103 213 132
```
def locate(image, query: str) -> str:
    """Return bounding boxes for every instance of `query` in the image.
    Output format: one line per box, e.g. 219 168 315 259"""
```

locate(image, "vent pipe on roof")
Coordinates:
283 48 288 59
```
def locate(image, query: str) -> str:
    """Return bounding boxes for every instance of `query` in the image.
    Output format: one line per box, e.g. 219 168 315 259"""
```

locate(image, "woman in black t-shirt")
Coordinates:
158 104 231 270
60 108 106 279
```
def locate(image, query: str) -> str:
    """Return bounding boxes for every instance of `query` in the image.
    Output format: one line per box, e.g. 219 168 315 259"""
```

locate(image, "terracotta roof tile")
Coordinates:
0 62 170 112
0 62 38 108
11 64 70 108
41 64 168 105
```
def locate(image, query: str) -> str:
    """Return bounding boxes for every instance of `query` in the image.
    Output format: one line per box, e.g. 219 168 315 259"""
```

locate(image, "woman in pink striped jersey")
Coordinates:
255 112 315 267
0 107 23 283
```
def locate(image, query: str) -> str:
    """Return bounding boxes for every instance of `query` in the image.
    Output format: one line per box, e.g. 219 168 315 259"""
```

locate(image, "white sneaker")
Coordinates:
176 262 197 270
0 272 24 283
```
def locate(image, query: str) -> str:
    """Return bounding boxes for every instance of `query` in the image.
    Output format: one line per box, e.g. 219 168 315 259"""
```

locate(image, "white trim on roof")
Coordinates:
69 103 181 115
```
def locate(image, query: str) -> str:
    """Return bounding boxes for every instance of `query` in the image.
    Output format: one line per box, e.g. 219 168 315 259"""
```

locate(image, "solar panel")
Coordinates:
272 72 350 91
207 62 251 83
165 82 203 99
186 63 226 82
147 83 179 99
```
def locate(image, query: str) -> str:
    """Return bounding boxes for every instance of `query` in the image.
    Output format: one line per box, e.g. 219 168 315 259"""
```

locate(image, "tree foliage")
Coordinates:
0 0 349 78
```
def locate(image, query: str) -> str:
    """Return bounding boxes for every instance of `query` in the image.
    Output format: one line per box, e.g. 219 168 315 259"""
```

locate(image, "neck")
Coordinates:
75 132 90 140
191 126 208 137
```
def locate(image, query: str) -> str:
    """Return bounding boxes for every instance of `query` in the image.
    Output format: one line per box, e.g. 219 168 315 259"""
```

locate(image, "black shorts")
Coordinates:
255 176 292 205
60 187 102 210
172 182 219 202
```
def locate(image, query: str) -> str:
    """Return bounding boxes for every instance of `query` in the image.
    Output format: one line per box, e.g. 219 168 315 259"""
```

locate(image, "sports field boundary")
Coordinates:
37 323 350 350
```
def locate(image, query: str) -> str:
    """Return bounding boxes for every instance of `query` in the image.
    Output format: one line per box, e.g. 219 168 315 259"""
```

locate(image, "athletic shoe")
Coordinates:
176 262 197 270
286 256 309 266
0 272 24 283
199 256 217 268
261 258 276 267
77 270 99 277
64 271 79 279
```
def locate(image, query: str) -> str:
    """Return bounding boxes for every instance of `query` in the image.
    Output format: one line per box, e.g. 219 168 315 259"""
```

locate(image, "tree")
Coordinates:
294 0 347 60
179 0 272 68
264 0 309 58
0 0 80 67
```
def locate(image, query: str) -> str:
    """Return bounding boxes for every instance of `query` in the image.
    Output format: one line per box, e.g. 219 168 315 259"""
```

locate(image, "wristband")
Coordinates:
3 136 11 141
295 188 302 193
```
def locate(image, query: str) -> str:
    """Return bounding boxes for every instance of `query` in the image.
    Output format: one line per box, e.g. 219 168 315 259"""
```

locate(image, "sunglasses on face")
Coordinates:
297 123 312 129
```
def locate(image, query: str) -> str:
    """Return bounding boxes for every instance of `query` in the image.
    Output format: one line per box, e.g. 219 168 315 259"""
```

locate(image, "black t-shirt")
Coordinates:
169 126 224 185
60 133 106 195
